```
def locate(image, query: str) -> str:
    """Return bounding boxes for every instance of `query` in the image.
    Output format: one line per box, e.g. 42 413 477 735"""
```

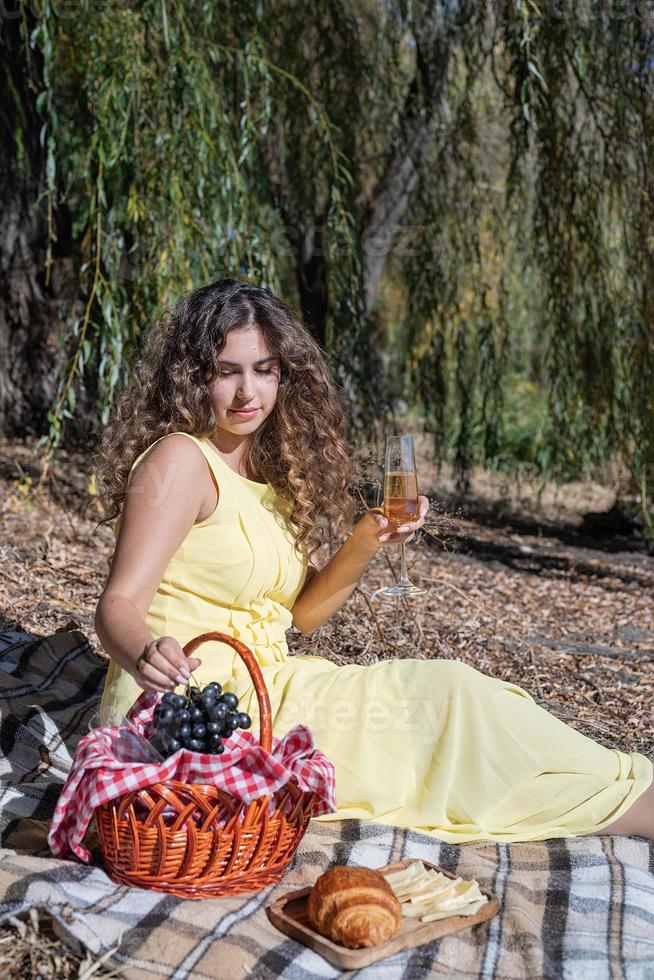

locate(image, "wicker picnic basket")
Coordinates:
95 631 317 899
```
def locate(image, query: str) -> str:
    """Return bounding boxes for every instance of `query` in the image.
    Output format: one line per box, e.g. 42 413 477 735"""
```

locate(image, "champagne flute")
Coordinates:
379 435 428 598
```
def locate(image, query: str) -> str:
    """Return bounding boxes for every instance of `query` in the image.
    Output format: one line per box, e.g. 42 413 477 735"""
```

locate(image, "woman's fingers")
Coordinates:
396 494 429 532
368 495 430 544
133 636 203 692
411 494 430 523
379 495 429 543
135 658 177 692
155 637 201 683
150 651 187 686
139 678 174 694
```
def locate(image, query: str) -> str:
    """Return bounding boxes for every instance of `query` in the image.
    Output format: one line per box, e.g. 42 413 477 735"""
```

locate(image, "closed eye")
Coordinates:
219 369 275 377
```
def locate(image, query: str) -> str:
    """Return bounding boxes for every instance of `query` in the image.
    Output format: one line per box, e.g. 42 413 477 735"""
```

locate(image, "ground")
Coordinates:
1 433 652 976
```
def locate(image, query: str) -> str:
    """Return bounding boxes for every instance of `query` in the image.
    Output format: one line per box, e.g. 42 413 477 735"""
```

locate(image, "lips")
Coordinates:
230 408 259 416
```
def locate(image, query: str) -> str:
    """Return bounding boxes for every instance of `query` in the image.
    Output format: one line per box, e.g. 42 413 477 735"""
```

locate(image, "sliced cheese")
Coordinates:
384 860 425 884
384 861 489 925
408 877 464 904
392 875 435 897
393 869 451 893
412 883 483 918
421 896 488 923
401 903 431 918
384 864 429 891
430 880 481 909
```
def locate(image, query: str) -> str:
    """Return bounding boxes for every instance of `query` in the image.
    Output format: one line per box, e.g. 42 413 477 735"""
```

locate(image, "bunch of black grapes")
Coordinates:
150 681 251 757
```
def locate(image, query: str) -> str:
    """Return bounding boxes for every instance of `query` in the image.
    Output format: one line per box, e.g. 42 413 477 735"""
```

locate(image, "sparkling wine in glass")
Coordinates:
379 435 427 598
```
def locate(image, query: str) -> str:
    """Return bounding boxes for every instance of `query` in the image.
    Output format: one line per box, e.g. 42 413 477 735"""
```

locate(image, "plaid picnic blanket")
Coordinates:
1 625 653 979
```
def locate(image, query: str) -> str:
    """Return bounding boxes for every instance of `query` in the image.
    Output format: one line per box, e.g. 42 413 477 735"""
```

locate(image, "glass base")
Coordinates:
378 582 428 598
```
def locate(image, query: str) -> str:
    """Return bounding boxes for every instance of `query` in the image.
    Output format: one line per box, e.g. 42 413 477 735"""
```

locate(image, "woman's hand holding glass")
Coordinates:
350 435 429 596
352 497 430 553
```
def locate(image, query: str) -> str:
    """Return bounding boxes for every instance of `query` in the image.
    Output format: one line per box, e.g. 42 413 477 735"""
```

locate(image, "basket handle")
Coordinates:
182 632 272 753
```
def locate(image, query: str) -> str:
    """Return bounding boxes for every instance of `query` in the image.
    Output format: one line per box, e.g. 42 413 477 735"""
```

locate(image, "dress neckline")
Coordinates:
201 438 269 489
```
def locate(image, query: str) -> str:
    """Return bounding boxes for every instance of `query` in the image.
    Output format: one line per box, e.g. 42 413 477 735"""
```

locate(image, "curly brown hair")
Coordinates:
94 278 356 559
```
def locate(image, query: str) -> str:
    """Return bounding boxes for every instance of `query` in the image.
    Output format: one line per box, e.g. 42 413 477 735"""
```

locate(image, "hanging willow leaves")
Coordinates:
388 1 654 529
24 0 363 461
500 0 654 519
4 0 654 533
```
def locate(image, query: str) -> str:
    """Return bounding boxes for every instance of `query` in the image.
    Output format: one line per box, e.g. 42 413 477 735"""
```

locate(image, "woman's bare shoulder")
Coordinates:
126 433 215 512
101 435 213 611
130 432 206 474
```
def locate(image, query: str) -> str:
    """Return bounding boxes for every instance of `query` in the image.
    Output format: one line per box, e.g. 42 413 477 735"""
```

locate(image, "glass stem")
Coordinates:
398 540 411 586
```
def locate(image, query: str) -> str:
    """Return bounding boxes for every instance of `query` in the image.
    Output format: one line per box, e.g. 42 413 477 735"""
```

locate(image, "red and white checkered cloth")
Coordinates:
48 690 337 863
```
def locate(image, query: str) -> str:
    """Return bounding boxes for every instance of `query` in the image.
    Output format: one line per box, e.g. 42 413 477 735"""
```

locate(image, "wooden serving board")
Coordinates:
265 858 499 971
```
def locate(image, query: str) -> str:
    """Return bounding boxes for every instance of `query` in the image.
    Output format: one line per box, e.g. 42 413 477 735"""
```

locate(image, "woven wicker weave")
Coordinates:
95 631 316 898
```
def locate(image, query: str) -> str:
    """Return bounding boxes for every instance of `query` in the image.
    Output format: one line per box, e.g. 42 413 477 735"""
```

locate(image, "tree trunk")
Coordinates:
0 11 77 438
260 134 330 346
295 217 329 347
361 3 457 316
260 5 458 332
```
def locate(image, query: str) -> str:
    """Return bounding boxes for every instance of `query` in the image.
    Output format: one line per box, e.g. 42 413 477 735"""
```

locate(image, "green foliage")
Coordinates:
501 0 654 519
389 1 654 529
11 0 654 531
26 0 362 448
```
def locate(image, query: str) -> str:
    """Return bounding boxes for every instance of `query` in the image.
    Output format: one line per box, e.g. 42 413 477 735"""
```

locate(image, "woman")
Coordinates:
95 278 653 843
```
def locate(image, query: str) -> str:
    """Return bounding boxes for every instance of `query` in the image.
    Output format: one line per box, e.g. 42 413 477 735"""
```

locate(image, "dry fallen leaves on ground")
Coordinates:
1 434 652 756
0 434 652 976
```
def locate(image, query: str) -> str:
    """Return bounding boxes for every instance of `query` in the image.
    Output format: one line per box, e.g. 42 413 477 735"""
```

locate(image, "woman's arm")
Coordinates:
95 435 210 690
291 495 429 634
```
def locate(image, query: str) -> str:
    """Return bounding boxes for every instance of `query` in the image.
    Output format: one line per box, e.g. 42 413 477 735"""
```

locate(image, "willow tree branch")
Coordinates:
360 2 460 316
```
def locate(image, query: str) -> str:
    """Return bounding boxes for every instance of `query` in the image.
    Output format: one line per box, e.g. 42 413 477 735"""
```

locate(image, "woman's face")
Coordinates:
207 325 281 441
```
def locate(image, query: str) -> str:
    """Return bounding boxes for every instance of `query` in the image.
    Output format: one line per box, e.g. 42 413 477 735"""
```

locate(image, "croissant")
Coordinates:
307 866 403 949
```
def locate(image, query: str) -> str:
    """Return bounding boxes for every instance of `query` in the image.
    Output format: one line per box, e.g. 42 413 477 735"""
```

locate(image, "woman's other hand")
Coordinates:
131 635 202 693
351 495 430 556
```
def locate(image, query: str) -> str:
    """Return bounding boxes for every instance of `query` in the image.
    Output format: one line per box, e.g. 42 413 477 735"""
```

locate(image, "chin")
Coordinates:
221 414 265 430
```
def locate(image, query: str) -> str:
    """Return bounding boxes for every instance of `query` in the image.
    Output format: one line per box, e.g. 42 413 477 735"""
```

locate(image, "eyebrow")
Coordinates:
217 356 279 366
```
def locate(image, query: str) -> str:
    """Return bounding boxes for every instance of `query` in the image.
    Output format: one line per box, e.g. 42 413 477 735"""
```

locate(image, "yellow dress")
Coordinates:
100 433 652 843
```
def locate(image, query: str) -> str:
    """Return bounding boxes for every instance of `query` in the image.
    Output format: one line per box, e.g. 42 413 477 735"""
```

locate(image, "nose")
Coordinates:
236 375 255 400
